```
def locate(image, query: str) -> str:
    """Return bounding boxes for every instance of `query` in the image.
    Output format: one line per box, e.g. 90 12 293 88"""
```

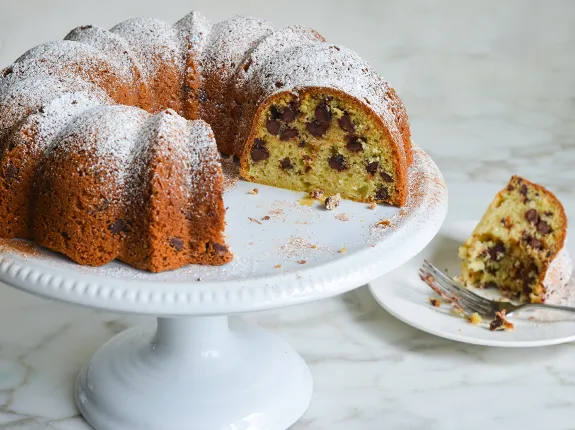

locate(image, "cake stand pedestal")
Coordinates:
76 316 312 430
0 148 447 430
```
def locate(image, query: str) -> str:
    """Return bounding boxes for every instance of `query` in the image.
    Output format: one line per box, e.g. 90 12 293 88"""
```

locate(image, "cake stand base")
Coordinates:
75 316 312 430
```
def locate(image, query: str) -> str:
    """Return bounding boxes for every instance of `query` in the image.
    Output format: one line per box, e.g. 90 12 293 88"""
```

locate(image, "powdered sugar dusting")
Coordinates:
246 43 405 160
370 145 447 241
51 105 149 187
65 25 146 89
0 76 110 135
220 155 240 191
110 18 184 81
199 15 272 80
278 235 327 259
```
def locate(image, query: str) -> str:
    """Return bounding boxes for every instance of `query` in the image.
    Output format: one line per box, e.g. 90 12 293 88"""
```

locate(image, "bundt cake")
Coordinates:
459 176 570 303
0 11 412 272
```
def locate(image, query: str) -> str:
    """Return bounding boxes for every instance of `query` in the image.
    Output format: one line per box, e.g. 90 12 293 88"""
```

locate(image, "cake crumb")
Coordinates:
311 244 317 249
429 297 440 307
467 312 483 325
376 219 391 227
368 202 377 210
297 260 307 265
335 213 349 222
340 247 347 254
248 188 259 195
274 264 282 269
489 310 514 331
324 193 341 210
248 217 262 225
262 215 270 221
309 190 324 200
196 277 203 282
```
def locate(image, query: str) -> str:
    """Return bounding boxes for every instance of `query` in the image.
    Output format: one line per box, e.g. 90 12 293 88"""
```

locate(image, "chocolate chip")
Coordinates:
198 89 208 103
298 141 306 148
275 81 284 88
251 139 269 162
381 172 394 183
328 154 347 171
487 243 505 262
108 219 126 235
523 234 543 250
280 158 293 170
266 119 281 136
169 237 184 251
525 208 539 224
520 184 528 196
80 25 93 30
544 211 553 216
537 220 551 234
346 136 363 153
306 120 329 137
1 67 13 78
213 243 228 256
366 162 379 175
375 187 389 201
305 166 312 173
489 316 504 331
270 105 281 120
315 102 331 124
4 164 18 183
280 126 298 141
507 185 514 192
338 113 355 133
233 155 241 165
523 278 534 295
61 231 70 240
281 103 299 122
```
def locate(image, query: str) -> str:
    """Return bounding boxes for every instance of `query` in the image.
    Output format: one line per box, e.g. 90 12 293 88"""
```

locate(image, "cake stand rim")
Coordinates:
0 148 448 316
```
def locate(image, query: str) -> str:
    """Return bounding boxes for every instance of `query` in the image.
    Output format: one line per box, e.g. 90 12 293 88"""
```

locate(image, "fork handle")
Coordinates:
516 303 575 314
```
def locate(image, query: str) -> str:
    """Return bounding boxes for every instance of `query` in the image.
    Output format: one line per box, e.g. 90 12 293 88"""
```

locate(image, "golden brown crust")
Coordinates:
507 176 567 291
385 86 412 166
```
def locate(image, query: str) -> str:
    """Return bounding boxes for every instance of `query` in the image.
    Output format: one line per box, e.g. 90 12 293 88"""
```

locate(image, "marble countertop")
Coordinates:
1 0 574 429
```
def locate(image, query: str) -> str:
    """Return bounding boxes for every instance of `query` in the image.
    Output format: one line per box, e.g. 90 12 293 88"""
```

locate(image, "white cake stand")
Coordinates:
0 147 446 430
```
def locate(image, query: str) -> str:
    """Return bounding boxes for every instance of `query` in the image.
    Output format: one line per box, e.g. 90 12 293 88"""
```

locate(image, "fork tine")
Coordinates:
420 272 482 314
422 261 493 307
428 271 491 314
419 263 492 314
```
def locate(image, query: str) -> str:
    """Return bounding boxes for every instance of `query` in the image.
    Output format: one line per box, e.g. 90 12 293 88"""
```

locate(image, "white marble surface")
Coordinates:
1 0 574 429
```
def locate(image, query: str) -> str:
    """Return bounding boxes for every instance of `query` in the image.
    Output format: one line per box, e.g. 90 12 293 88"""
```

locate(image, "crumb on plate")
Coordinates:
489 310 514 331
467 312 483 325
324 193 341 210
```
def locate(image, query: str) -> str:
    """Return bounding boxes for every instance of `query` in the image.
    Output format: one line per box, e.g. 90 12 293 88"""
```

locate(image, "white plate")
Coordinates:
0 147 447 316
369 220 575 347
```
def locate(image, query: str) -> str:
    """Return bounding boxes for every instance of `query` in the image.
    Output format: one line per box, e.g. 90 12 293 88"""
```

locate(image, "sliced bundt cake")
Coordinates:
459 176 570 303
0 11 412 271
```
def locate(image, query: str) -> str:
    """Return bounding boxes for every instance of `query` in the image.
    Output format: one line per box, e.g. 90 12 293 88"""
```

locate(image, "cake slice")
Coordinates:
459 176 570 303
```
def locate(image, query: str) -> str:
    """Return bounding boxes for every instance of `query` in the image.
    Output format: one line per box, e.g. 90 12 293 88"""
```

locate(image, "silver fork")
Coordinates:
419 260 575 318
